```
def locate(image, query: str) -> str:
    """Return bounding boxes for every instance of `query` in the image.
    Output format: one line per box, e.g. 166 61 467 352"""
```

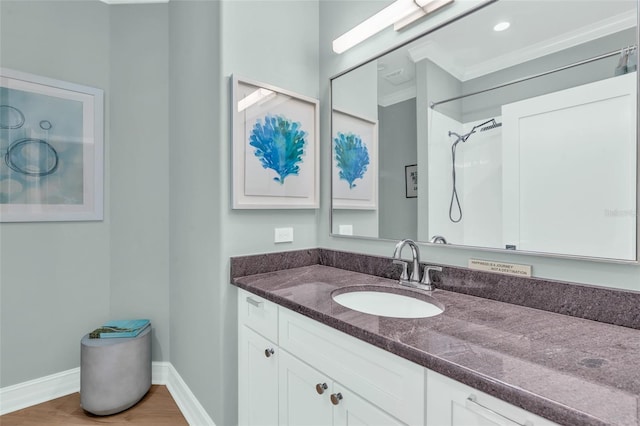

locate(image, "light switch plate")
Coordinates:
274 227 294 243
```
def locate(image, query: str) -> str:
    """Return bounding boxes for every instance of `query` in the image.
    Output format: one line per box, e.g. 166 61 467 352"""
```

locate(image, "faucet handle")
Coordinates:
420 265 443 286
393 259 410 281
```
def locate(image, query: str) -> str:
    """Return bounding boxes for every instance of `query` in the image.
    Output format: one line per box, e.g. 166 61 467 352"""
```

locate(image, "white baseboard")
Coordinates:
152 361 171 384
164 363 216 426
0 368 80 416
151 361 215 425
0 362 216 425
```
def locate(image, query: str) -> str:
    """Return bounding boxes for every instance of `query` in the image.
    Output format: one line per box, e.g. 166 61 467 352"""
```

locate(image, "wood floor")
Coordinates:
0 385 188 425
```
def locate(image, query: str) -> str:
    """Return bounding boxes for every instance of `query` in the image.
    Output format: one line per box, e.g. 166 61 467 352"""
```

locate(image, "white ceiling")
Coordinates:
377 0 637 105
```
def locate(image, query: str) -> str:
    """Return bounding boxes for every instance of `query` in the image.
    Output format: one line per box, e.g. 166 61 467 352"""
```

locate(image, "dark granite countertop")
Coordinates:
232 264 640 426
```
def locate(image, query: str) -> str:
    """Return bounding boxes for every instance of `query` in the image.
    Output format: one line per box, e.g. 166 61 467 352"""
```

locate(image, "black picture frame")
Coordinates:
405 164 417 198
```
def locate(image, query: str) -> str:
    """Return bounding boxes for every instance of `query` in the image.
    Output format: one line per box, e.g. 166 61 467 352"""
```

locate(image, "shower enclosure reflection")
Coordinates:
331 0 639 262
428 72 636 259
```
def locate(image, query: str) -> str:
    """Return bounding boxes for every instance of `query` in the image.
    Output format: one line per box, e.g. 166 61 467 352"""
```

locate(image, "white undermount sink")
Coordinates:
332 287 444 319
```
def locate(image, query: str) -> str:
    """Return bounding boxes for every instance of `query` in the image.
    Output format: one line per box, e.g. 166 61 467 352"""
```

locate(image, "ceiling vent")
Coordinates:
383 68 412 86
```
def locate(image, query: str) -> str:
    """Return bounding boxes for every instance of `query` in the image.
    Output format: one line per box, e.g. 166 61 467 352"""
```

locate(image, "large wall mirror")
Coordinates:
331 0 639 262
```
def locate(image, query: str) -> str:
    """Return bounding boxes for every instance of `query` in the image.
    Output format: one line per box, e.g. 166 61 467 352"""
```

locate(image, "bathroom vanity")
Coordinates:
231 251 640 426
237 285 558 426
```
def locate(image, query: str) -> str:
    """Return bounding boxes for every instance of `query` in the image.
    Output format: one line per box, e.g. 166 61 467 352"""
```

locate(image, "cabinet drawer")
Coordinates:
427 370 560 426
238 288 278 343
279 308 425 425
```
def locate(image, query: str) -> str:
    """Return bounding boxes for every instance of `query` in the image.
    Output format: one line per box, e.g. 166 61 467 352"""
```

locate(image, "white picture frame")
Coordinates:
231 75 319 209
332 109 378 210
0 68 104 222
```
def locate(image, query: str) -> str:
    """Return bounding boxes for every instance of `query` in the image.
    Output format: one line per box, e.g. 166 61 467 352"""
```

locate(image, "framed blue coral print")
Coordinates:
232 76 319 209
332 109 377 210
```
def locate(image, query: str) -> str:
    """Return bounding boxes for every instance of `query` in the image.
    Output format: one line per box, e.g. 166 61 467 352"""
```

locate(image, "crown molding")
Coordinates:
378 86 417 107
409 11 636 82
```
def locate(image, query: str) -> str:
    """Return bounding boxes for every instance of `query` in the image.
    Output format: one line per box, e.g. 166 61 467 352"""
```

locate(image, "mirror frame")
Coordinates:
329 0 640 264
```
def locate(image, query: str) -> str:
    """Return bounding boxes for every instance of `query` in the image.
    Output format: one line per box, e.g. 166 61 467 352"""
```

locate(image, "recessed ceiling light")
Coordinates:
493 21 511 32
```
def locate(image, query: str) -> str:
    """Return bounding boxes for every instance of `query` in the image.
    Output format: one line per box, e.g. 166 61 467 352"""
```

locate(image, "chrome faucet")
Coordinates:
392 239 421 286
429 235 447 244
393 239 443 291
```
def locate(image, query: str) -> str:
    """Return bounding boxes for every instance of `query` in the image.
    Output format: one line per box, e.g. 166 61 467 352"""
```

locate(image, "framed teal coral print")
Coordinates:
332 109 377 210
232 76 319 209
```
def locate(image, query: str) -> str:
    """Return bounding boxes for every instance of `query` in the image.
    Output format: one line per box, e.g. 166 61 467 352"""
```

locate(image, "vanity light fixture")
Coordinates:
332 0 453 54
237 88 276 112
394 0 454 31
493 21 511 32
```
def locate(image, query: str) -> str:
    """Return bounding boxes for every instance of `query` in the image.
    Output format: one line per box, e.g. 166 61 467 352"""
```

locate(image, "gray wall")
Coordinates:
219 0 320 258
378 99 417 240
0 2 319 423
168 1 223 424
424 59 463 123
109 4 171 364
0 0 170 393
217 1 320 424
0 0 112 387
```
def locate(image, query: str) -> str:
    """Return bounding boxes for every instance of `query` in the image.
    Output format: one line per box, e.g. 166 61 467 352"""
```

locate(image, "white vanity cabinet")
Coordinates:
237 288 423 426
238 288 559 426
426 370 559 426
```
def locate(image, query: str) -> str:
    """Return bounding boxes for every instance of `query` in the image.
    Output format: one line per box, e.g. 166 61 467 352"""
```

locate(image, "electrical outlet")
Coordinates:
338 225 353 236
274 227 294 243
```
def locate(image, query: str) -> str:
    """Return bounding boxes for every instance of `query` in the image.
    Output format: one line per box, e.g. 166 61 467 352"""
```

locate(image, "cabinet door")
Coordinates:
427 370 558 426
279 350 333 426
332 384 405 426
279 308 424 425
239 326 279 426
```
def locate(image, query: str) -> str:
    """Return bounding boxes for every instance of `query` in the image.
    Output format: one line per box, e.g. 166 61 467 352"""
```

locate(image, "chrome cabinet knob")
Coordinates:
330 393 343 405
264 348 275 358
315 383 328 395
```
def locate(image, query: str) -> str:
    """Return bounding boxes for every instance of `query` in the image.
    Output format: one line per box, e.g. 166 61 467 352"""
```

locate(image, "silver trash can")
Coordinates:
80 325 151 415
